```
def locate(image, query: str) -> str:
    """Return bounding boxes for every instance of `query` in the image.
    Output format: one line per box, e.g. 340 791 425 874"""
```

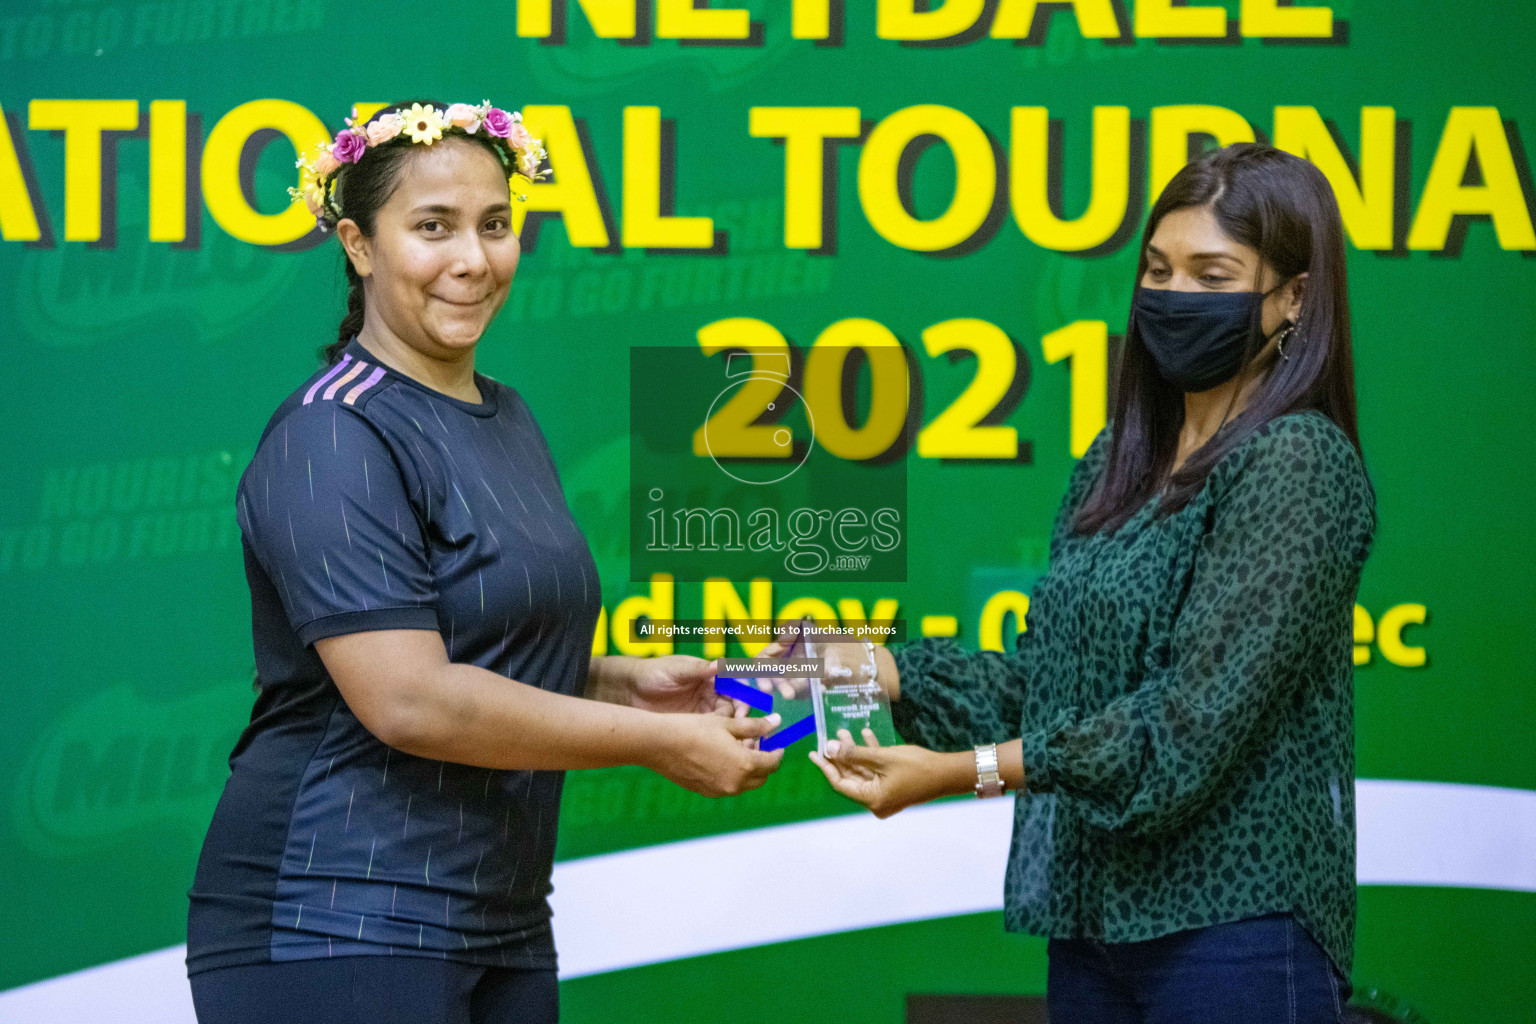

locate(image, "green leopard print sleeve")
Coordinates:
1017 416 1376 838
889 433 1111 752
888 636 1024 751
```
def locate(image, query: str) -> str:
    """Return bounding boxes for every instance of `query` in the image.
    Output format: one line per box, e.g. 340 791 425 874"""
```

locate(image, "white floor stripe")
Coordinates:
0 946 195 1024
3 779 1533 1023
551 796 1016 978
1355 780 1536 891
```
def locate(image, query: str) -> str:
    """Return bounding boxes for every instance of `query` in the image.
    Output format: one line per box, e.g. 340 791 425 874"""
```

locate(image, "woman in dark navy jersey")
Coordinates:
186 100 783 1024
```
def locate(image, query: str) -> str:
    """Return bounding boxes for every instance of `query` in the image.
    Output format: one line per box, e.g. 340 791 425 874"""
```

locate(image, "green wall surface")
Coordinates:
2 2 1533 1021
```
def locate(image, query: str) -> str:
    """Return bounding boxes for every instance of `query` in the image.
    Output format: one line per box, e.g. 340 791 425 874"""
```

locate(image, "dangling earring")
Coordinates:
1276 323 1295 361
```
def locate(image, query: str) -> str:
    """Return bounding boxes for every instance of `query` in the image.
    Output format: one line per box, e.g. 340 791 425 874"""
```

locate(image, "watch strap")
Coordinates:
974 743 1005 798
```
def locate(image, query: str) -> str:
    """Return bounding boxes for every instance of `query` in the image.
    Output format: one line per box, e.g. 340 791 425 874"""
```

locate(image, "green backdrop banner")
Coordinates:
2 2 1534 1022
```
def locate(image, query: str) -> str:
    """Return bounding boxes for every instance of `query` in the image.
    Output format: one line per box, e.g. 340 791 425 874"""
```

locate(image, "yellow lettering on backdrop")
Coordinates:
352 102 390 125
656 0 750 38
791 0 833 39
201 99 328 246
1408 107 1536 251
1377 603 1428 668
1241 0 1332 38
591 605 609 656
1134 0 1226 38
980 591 1031 652
0 104 42 242
917 318 1019 459
692 317 792 458
859 104 995 252
1011 106 1130 251
1273 106 1395 251
622 106 715 249
1353 604 1374 666
703 578 773 658
513 105 611 247
749 106 861 249
876 0 985 40
28 99 139 242
513 0 1330 41
921 615 960 637
1353 603 1430 667
612 574 676 657
1149 105 1254 204
148 100 186 243
991 0 1120 38
807 319 910 460
516 0 637 38
1042 319 1109 457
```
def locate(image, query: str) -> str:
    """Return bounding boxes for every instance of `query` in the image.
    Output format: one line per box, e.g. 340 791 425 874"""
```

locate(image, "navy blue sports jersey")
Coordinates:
188 337 602 975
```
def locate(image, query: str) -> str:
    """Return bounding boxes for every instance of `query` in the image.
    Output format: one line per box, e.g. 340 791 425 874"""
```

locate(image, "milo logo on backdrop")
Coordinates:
15 171 307 347
13 681 249 856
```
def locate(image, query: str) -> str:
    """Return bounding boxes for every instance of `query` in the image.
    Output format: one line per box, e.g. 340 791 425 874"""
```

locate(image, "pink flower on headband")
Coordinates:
366 113 404 146
331 129 367 164
507 122 534 151
444 103 482 133
482 108 514 138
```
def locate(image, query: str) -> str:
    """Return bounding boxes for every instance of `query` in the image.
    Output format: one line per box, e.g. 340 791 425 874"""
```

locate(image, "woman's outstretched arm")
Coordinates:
318 629 782 797
881 430 1111 752
242 402 779 798
816 417 1374 828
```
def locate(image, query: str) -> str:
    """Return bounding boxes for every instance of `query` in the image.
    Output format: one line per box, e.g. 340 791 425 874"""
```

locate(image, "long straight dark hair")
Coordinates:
1074 142 1363 535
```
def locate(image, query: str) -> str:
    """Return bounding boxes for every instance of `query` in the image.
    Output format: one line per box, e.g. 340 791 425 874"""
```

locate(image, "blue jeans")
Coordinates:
1047 914 1350 1024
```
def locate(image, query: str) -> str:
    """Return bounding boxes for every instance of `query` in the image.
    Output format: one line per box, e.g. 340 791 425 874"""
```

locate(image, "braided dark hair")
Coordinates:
319 100 520 365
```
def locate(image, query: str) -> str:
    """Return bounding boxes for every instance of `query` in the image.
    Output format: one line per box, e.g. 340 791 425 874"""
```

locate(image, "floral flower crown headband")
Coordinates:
289 101 550 232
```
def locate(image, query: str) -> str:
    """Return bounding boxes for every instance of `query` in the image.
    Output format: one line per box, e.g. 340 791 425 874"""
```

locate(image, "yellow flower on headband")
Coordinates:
402 103 446 145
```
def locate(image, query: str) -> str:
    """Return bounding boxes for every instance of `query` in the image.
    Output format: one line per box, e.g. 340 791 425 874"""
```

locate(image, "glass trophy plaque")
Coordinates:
724 621 901 752
804 631 900 754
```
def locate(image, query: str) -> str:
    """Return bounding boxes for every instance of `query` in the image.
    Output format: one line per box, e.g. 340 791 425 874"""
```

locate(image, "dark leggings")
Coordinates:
190 956 557 1024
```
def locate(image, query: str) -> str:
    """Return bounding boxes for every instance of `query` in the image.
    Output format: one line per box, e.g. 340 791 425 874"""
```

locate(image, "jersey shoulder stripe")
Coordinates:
302 353 389 409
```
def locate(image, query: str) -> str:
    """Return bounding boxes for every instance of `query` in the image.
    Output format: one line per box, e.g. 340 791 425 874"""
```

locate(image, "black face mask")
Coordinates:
1133 287 1273 393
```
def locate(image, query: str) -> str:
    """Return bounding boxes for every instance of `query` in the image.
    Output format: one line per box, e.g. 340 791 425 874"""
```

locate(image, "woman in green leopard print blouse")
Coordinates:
804 144 1375 1023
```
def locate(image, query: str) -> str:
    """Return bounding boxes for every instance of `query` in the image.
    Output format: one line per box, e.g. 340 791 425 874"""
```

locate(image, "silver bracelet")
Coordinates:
974 743 1005 798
